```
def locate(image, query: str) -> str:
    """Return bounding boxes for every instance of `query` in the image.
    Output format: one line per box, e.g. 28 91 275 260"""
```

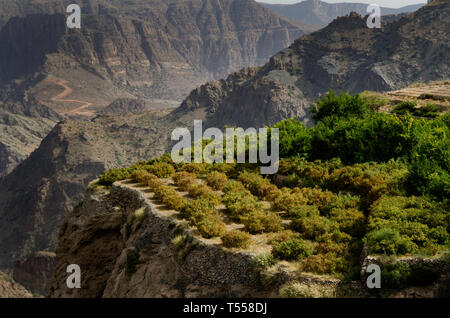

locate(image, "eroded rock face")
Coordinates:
0 0 309 102
13 251 57 295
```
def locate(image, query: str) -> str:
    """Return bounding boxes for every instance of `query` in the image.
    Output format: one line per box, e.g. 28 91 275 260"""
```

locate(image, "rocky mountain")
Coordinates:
0 0 314 175
0 0 312 107
177 0 449 129
261 0 425 26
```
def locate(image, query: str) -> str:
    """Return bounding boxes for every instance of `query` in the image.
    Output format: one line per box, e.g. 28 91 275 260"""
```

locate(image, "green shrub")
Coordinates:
272 238 312 261
252 253 276 268
223 180 247 193
241 210 283 234
329 208 366 237
291 216 337 240
365 228 415 255
392 101 417 116
147 162 175 178
300 253 348 274
381 262 412 289
312 89 370 122
153 185 187 211
288 205 320 219
195 213 227 239
181 163 209 175
268 230 300 245
226 196 262 220
271 188 307 212
221 230 252 248
98 168 132 186
187 184 221 205
180 199 216 222
206 171 228 190
172 172 196 191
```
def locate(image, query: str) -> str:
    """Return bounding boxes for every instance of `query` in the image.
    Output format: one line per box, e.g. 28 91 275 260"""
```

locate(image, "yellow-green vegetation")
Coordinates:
187 184 221 205
221 230 252 248
172 172 196 191
153 185 187 211
97 90 449 287
206 171 228 190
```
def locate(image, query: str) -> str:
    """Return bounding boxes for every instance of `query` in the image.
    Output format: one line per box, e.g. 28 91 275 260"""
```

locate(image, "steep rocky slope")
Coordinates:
261 0 424 26
176 1 449 128
0 107 178 270
0 270 32 298
13 251 57 296
0 0 311 106
0 90 62 176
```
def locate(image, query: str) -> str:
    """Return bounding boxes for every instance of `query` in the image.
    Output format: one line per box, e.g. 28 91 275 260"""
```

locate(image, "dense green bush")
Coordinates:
272 118 312 158
312 90 370 122
291 215 337 240
221 230 252 248
271 188 307 212
153 185 187 211
380 261 440 290
272 238 312 261
187 184 221 205
147 162 175 178
98 168 133 186
195 213 227 238
172 172 196 191
365 228 415 255
206 171 228 190
368 196 449 254
241 210 283 234
180 199 217 222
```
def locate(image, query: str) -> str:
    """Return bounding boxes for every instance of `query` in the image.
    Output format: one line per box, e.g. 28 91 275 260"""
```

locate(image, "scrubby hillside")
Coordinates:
49 90 449 298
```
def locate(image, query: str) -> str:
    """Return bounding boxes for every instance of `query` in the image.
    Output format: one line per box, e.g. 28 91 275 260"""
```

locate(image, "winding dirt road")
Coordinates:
44 77 93 115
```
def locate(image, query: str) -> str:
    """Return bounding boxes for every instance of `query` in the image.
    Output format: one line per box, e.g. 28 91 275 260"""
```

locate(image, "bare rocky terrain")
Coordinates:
261 0 424 26
0 0 313 176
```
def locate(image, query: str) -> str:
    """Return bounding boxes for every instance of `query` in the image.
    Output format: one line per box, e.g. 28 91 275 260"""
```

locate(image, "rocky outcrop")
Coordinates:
0 95 61 176
13 251 57 295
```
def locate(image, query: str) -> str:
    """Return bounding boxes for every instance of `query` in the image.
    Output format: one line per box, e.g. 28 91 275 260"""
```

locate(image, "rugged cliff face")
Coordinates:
13 251 57 296
0 94 61 176
0 106 182 270
177 1 449 127
0 0 311 104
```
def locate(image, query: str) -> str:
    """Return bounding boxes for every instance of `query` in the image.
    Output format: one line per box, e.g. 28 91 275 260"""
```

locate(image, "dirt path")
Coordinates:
44 77 93 115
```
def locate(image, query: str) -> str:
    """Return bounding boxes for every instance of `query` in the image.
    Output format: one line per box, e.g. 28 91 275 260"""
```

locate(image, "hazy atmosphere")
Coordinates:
257 0 427 8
